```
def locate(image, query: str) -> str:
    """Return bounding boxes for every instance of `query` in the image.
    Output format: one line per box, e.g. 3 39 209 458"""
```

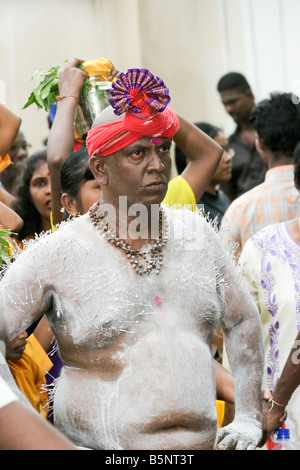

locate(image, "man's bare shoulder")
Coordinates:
166 205 220 235
13 214 92 260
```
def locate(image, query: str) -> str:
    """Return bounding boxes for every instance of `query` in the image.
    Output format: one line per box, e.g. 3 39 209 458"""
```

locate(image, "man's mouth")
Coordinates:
146 181 166 191
147 180 166 186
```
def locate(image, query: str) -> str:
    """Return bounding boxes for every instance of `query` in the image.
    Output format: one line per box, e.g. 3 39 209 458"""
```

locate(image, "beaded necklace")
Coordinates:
89 201 168 275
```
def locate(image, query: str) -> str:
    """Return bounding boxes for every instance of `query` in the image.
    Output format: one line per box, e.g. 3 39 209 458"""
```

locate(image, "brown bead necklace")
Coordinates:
89 201 168 275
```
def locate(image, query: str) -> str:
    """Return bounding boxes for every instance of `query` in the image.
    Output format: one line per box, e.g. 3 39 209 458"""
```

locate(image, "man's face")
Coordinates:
97 136 172 207
9 131 29 166
220 89 255 125
5 331 28 361
7 131 29 178
211 132 233 185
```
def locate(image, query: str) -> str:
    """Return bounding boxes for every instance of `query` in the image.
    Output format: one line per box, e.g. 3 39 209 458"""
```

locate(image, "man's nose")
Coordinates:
223 149 235 162
15 146 28 162
17 331 28 340
148 149 165 172
225 104 234 115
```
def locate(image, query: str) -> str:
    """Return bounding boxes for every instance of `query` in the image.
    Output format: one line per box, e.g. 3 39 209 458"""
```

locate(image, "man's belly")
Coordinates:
53 332 218 450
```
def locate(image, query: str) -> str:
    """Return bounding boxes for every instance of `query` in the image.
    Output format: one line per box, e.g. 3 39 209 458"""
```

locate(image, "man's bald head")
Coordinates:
92 106 122 128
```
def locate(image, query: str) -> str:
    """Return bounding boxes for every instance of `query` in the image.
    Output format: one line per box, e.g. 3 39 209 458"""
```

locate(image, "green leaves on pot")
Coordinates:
23 61 67 112
0 229 14 271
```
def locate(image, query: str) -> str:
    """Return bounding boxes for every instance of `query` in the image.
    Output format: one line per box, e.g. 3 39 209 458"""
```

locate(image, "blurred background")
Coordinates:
1 0 300 154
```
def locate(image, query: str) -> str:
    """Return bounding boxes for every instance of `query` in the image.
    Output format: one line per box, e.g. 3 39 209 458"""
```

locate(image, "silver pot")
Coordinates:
75 78 112 140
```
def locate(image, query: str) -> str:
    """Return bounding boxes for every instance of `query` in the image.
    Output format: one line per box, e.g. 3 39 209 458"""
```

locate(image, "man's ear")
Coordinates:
89 156 108 186
255 133 266 152
61 193 79 217
245 89 255 102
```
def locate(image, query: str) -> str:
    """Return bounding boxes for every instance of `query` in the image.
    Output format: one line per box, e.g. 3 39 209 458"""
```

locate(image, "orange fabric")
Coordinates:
7 334 53 419
216 400 225 428
86 107 179 157
0 154 12 173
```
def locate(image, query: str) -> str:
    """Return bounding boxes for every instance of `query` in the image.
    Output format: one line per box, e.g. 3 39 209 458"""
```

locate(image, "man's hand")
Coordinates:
58 58 88 99
259 389 287 447
217 417 262 450
108 63 121 81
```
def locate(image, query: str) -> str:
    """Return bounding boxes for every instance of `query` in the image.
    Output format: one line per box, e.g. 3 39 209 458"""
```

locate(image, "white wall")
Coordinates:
1 0 300 153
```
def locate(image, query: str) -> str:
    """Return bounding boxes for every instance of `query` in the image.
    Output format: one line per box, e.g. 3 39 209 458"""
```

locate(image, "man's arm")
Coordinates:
0 202 23 231
214 360 235 404
216 242 264 450
0 382 75 450
0 104 21 158
261 331 300 442
0 239 53 343
47 58 88 225
0 187 15 208
173 115 223 201
32 315 55 353
271 330 300 408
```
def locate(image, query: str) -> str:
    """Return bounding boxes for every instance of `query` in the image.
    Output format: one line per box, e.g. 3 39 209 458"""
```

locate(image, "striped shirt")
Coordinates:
221 165 300 257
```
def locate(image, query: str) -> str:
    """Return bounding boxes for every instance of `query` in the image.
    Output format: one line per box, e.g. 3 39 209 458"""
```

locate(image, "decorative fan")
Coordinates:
109 68 171 116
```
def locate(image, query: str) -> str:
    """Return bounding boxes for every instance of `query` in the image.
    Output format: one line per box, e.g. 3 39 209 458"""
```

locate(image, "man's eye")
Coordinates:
130 150 143 158
158 145 170 153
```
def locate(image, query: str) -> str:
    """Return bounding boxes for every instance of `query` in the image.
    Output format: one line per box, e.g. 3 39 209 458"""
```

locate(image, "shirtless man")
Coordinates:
0 69 264 450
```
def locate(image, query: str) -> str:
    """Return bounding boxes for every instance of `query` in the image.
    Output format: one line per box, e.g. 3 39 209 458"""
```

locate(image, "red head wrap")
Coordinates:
86 69 179 157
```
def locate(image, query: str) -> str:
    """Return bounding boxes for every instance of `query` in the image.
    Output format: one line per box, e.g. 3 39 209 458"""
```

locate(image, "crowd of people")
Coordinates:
0 57 299 451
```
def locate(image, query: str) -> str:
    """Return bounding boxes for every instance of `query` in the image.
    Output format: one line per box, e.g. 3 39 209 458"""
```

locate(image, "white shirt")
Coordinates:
240 221 300 448
0 353 18 409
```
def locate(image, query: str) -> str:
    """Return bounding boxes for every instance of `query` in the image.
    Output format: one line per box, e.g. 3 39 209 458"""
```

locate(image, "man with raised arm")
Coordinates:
0 69 263 450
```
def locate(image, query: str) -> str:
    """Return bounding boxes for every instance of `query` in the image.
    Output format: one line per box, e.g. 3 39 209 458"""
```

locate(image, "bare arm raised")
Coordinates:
0 104 21 158
173 116 223 201
0 187 15 209
0 202 23 231
47 58 88 225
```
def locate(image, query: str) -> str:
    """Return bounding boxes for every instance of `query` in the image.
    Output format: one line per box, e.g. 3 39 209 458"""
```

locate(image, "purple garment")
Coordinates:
26 318 63 424
251 222 300 388
46 341 63 423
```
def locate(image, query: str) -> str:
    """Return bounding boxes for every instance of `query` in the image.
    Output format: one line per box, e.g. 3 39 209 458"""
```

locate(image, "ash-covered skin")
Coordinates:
0 207 263 450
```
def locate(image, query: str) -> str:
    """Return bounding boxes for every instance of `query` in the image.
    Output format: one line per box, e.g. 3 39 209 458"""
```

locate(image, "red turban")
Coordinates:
86 69 179 157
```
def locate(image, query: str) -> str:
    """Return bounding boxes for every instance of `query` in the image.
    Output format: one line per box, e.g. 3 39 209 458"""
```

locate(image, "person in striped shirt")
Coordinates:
221 92 300 258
